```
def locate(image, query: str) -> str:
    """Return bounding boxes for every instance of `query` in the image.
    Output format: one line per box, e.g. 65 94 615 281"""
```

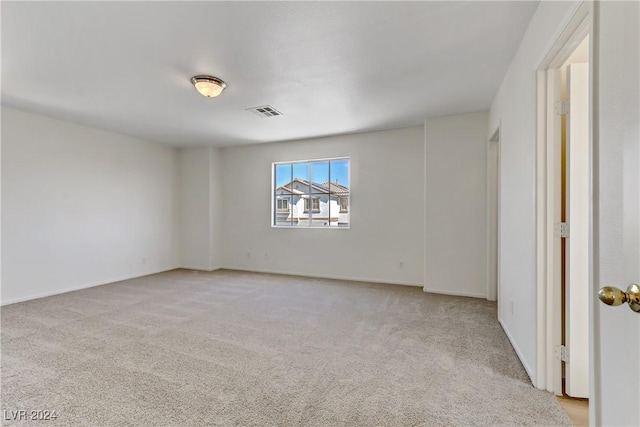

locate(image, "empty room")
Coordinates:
1 1 638 426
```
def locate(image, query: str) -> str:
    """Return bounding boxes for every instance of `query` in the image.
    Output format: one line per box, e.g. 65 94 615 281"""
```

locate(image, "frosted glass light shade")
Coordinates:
191 76 227 98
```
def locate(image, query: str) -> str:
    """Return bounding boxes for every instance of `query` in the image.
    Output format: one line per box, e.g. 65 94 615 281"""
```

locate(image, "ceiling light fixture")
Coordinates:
191 75 227 98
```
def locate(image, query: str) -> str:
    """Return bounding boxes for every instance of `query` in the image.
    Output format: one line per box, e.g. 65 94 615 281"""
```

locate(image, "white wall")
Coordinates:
1 107 180 304
221 126 425 286
424 112 488 298
2 110 491 302
489 1 581 382
179 147 223 271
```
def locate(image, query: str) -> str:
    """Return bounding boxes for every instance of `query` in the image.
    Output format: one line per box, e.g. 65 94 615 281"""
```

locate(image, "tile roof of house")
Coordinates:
321 181 350 195
279 178 328 193
276 178 349 195
277 186 304 195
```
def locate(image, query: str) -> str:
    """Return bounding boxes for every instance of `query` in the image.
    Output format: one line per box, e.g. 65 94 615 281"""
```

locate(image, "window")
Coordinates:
304 197 320 213
340 197 348 213
273 157 350 228
276 198 289 211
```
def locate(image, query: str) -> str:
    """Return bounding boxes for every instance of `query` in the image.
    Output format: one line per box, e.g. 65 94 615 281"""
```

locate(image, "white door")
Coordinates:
565 63 589 398
594 1 639 425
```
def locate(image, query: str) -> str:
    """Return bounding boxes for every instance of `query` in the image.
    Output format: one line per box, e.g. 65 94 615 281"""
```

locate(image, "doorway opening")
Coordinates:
559 35 590 400
534 0 591 411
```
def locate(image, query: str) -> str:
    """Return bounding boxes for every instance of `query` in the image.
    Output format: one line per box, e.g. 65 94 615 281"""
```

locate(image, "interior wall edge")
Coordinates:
499 317 536 385
222 266 424 288
0 266 178 307
178 266 223 273
422 287 486 299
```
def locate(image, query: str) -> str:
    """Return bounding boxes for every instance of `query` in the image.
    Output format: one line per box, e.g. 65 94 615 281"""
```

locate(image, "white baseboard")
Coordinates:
178 266 222 272
221 266 423 288
422 286 486 299
0 266 179 306
498 316 535 383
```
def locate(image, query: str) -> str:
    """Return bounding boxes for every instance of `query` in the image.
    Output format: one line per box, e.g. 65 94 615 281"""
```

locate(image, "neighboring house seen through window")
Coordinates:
273 158 350 227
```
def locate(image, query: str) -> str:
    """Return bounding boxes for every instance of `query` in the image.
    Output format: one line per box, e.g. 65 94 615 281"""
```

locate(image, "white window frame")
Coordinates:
271 156 350 229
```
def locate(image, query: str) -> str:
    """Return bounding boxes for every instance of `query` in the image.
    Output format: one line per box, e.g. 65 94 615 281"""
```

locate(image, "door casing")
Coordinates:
487 125 500 302
534 0 592 406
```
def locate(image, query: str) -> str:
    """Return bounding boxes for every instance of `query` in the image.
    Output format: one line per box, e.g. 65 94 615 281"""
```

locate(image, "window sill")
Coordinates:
271 225 350 230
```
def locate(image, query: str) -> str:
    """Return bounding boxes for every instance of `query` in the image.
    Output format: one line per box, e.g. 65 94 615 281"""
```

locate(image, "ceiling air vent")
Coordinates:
246 105 283 118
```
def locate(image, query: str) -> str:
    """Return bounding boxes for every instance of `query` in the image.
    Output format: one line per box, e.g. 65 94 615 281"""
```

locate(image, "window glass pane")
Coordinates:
328 159 349 226
287 194 302 226
274 164 292 226
337 200 350 227
329 197 341 227
329 159 349 190
274 163 292 189
311 161 329 189
274 195 293 226
291 162 309 194
306 193 325 226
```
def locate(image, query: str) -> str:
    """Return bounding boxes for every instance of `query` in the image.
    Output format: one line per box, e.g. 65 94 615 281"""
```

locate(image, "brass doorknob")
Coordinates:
598 284 640 313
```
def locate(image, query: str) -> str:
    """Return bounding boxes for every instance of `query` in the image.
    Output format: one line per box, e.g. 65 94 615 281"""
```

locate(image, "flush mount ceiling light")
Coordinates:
191 75 227 98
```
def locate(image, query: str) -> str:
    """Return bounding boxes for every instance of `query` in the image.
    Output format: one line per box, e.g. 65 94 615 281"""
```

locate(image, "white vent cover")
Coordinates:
246 105 283 117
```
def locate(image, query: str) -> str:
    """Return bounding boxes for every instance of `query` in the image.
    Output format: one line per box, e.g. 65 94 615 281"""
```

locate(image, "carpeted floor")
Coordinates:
1 269 571 426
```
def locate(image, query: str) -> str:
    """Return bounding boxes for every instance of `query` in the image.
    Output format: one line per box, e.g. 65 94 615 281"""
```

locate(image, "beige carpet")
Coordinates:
1 269 571 426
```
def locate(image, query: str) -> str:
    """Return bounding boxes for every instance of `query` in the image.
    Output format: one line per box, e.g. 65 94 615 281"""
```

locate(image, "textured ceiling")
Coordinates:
2 1 539 147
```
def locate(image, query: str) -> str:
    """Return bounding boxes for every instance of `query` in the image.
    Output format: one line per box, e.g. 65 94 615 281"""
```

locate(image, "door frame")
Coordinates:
487 124 500 302
534 0 593 406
